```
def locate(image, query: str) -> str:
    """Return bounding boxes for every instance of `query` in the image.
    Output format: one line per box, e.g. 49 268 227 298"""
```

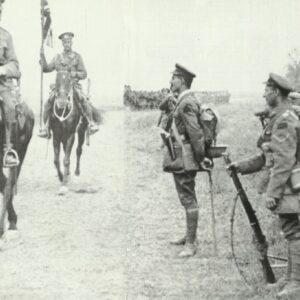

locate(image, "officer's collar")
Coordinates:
178 89 193 101
63 50 73 56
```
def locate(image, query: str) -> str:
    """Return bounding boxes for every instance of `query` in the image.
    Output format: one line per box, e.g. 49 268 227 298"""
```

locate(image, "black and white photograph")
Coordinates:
0 0 300 299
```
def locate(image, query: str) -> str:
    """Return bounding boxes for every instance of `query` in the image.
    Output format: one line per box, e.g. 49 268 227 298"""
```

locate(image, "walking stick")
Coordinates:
208 170 218 255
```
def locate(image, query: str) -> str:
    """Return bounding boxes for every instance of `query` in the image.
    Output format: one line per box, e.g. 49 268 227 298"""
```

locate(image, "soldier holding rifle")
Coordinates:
230 73 300 299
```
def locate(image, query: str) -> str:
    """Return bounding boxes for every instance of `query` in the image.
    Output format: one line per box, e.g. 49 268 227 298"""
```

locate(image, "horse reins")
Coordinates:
53 88 74 122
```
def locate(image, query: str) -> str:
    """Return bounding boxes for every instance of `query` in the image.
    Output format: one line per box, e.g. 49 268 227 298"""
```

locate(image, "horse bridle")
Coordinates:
53 88 74 122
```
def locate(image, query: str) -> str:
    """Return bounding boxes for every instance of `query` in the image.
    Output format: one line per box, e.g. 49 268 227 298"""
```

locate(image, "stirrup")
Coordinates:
3 149 19 168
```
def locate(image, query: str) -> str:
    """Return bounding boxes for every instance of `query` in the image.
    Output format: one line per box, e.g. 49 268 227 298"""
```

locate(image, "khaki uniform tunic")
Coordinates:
237 103 300 240
171 90 205 209
0 27 21 122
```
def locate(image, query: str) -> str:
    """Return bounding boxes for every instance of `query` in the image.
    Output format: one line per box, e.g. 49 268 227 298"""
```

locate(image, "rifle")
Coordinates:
160 129 176 161
254 109 270 130
223 153 276 284
159 106 176 161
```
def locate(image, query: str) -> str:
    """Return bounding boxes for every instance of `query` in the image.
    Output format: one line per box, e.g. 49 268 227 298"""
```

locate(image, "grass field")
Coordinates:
124 97 287 299
0 96 290 299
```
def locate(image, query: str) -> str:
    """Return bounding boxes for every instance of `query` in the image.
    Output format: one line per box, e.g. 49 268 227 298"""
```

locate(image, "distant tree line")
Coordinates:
123 85 230 110
286 48 300 91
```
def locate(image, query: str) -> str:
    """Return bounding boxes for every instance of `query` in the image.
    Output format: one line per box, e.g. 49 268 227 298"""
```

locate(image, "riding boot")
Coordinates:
38 98 53 139
178 207 198 257
170 235 199 246
170 236 186 246
89 120 99 135
38 117 51 139
277 239 300 299
77 100 98 135
4 122 19 168
85 104 98 135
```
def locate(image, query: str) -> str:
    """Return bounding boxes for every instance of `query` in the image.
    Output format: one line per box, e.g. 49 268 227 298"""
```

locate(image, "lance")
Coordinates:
39 1 45 130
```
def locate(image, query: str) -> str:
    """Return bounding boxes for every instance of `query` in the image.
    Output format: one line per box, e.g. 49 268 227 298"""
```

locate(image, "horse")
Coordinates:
50 70 101 195
0 102 34 238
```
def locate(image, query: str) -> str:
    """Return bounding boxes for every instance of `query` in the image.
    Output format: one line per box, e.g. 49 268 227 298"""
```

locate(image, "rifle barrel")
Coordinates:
223 154 276 284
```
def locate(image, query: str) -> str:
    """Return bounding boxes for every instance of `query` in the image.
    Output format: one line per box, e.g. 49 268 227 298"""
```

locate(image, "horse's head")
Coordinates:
55 71 73 109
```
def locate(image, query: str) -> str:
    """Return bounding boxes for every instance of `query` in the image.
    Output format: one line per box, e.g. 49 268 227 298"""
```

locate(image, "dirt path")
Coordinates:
0 111 127 300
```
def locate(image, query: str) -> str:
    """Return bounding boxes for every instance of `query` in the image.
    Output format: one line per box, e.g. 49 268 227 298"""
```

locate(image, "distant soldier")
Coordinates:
38 32 98 138
230 73 300 299
0 0 22 167
163 63 212 257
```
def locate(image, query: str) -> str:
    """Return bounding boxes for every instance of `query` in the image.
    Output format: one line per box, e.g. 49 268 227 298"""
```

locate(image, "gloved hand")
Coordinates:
264 195 278 211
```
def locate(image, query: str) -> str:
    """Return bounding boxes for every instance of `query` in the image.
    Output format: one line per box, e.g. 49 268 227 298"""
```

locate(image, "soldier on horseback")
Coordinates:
38 32 99 138
0 0 22 167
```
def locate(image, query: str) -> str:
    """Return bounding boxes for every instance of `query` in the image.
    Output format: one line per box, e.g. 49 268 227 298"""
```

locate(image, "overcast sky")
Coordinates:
2 0 300 109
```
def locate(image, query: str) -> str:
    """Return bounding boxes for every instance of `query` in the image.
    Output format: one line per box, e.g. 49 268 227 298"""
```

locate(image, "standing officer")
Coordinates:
0 0 22 167
231 73 300 299
38 32 98 138
166 63 210 257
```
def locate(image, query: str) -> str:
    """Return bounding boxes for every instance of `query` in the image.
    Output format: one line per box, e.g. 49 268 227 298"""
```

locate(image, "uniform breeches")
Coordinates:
173 171 198 209
77 93 92 118
0 89 18 123
43 96 53 123
279 214 300 241
73 84 91 113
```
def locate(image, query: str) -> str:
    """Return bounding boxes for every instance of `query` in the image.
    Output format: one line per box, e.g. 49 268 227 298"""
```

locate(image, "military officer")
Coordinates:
0 0 22 167
38 32 98 138
165 63 212 257
231 73 300 299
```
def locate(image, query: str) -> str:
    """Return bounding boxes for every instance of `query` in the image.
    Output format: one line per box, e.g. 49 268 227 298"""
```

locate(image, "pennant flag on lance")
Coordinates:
41 0 53 47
